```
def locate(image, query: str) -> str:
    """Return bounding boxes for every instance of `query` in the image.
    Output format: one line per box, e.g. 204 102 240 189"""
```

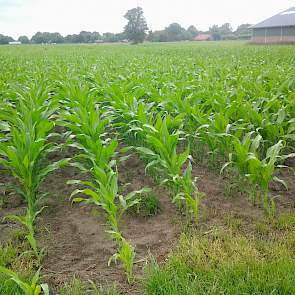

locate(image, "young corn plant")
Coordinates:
222 133 294 216
57 83 109 145
247 140 294 216
59 84 148 282
108 231 136 284
70 166 149 233
69 160 148 283
172 162 205 222
131 115 204 222
108 95 156 145
0 82 69 259
0 266 49 295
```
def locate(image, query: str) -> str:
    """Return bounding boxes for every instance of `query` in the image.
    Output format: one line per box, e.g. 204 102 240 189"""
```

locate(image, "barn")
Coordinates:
194 34 212 41
251 7 295 44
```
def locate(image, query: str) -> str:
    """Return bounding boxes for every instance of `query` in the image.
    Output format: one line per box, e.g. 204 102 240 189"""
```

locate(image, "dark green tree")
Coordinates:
235 24 252 39
18 36 30 44
147 30 168 42
102 32 118 42
31 32 47 43
219 23 233 36
147 23 192 43
31 32 64 44
187 25 198 38
90 31 102 42
0 34 14 44
165 23 190 41
50 32 64 43
209 25 221 40
124 7 148 44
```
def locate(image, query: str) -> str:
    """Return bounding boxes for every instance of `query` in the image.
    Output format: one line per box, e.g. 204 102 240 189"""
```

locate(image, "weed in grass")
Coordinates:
58 277 87 295
129 192 161 217
0 240 39 295
224 214 242 231
255 221 270 235
59 277 120 295
272 213 295 230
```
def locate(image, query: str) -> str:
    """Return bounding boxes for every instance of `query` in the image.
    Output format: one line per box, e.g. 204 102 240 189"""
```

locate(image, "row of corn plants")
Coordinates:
0 79 71 293
57 82 149 283
162 94 295 215
90 58 294 217
102 92 205 223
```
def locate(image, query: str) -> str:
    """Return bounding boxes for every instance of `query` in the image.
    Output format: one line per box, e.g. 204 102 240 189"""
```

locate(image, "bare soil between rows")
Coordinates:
0 154 294 294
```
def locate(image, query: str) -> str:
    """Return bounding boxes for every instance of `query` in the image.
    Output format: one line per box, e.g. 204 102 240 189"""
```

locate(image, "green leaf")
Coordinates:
41 284 50 295
135 147 156 156
273 176 288 190
220 161 232 174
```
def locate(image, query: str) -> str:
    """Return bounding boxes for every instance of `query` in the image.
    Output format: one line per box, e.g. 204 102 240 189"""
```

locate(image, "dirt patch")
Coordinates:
193 162 295 232
38 156 180 294
193 165 264 229
0 173 26 243
272 167 295 211
1 153 294 294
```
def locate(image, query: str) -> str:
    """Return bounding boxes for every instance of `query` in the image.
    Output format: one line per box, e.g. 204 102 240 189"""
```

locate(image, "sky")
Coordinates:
1 0 295 39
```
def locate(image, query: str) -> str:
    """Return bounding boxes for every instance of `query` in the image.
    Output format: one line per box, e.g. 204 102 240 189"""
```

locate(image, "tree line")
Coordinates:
0 7 252 45
147 23 251 42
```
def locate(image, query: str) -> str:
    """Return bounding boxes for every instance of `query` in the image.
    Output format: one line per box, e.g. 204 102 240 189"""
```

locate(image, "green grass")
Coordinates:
0 240 35 295
58 277 119 295
144 226 295 295
274 213 295 230
129 192 161 217
145 259 295 295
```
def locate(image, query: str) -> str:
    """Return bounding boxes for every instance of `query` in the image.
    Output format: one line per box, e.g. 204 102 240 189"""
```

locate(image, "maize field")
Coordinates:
0 42 294 294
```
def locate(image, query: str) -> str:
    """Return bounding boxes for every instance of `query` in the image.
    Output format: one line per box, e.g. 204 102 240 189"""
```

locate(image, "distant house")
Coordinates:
8 41 21 45
194 34 212 41
251 7 295 44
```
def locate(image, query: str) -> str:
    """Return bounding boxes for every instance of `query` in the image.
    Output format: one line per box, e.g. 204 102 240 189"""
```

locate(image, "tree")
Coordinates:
0 34 14 44
147 30 168 42
187 25 198 38
31 32 64 44
64 31 102 43
102 32 118 43
166 23 183 35
78 31 93 43
220 23 233 35
18 36 30 44
235 24 252 39
90 31 102 42
165 23 190 41
147 23 192 43
31 32 46 43
50 32 64 43
209 23 235 40
124 7 148 44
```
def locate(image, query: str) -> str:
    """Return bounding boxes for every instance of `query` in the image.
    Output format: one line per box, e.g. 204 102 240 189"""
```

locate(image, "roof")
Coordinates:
252 7 295 29
8 41 21 45
194 34 212 41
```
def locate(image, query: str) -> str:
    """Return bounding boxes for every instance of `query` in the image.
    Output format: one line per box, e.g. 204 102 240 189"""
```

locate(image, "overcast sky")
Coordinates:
1 0 295 39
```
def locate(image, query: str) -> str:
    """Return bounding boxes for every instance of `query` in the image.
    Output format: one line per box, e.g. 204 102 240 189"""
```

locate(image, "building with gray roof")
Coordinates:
251 7 295 44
